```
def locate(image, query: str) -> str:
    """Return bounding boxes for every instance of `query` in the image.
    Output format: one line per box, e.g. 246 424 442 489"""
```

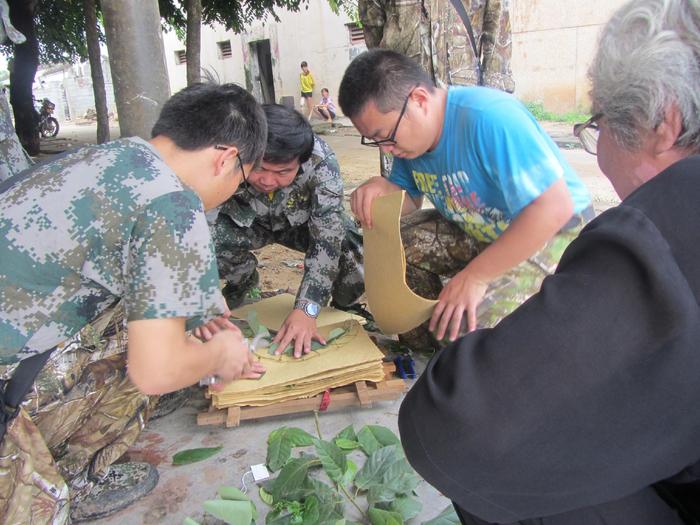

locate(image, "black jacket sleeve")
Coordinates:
399 203 700 521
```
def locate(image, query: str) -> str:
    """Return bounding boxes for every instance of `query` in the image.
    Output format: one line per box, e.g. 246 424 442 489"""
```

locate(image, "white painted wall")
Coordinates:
511 0 627 112
162 0 366 114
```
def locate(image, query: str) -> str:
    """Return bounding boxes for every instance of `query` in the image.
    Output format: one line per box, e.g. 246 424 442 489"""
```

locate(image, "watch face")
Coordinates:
304 302 321 317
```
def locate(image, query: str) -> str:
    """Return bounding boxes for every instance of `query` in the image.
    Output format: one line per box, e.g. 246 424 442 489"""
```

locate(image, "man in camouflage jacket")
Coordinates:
214 104 364 359
0 83 267 524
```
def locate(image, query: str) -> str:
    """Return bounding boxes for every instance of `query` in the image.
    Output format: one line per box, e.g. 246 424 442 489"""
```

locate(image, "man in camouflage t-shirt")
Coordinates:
214 104 364 359
0 83 267 523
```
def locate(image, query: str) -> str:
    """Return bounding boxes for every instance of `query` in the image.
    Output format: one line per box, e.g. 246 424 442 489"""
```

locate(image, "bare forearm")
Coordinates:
467 180 573 282
127 320 222 395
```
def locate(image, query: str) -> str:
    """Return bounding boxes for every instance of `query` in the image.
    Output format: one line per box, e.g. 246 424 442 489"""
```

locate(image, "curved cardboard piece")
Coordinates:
364 191 437 334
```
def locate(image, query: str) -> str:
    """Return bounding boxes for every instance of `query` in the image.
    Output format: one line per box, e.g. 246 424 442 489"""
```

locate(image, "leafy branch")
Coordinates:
262 423 429 524
181 422 460 524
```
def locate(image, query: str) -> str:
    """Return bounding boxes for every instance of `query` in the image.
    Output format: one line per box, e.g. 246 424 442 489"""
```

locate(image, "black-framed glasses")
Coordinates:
360 86 418 147
215 145 247 181
573 113 602 155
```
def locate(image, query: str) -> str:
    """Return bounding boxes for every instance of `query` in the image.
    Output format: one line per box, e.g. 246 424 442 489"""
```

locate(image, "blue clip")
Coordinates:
393 355 416 379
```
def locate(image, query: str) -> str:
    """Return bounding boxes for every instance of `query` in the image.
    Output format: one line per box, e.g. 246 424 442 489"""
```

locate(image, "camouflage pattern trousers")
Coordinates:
399 209 589 351
0 305 155 525
214 214 365 308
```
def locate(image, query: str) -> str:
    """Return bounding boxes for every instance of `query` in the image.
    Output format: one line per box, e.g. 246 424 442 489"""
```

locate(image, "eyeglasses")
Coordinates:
215 145 247 181
360 86 418 147
573 113 603 155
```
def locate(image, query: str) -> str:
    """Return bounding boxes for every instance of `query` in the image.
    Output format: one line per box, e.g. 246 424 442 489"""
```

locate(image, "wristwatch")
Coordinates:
297 299 320 319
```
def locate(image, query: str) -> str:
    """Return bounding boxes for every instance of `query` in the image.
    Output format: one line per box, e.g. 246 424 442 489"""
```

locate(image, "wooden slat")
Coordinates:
226 406 241 427
355 381 371 407
197 374 407 427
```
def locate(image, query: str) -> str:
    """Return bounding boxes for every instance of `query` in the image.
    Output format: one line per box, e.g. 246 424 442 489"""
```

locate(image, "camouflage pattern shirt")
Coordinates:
217 136 347 308
0 138 225 365
359 0 515 91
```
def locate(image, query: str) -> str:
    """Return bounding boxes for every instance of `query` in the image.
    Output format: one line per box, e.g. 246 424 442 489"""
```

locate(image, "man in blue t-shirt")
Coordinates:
338 49 593 348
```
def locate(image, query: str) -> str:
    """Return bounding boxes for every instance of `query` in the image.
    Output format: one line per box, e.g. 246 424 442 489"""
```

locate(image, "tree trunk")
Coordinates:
8 0 40 155
185 0 202 85
101 0 170 139
83 0 110 143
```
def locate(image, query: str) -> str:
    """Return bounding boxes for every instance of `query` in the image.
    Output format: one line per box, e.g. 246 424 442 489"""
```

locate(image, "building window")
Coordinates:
175 50 187 65
217 40 233 59
347 23 365 45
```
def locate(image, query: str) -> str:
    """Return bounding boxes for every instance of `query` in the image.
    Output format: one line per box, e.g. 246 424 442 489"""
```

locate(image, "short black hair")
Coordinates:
301 61 308 68
338 49 434 118
151 82 267 167
262 104 314 165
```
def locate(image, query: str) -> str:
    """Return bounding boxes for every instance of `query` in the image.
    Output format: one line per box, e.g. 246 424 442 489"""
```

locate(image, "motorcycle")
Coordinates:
36 97 59 138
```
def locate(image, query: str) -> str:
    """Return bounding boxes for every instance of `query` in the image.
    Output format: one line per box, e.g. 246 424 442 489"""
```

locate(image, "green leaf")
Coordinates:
390 496 422 520
203 499 252 525
335 425 357 442
266 507 293 525
267 427 315 471
172 446 223 466
327 327 346 341
367 485 396 505
368 507 404 525
247 311 261 335
314 439 347 483
355 445 401 490
183 518 200 525
422 505 460 525
309 478 343 508
334 438 360 451
302 495 321 525
382 459 421 494
217 487 258 520
260 486 274 506
218 486 249 501
341 459 357 488
268 342 294 356
271 456 319 502
357 425 401 456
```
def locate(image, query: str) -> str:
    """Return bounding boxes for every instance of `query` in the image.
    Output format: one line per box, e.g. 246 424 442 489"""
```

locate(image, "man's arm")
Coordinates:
273 150 345 357
351 176 423 228
400 205 700 520
127 317 263 395
430 178 573 339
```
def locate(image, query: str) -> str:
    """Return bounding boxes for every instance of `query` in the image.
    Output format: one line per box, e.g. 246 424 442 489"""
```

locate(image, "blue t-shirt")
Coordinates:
390 87 591 242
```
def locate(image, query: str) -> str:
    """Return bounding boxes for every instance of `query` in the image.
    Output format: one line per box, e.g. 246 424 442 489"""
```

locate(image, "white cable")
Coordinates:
240 470 254 494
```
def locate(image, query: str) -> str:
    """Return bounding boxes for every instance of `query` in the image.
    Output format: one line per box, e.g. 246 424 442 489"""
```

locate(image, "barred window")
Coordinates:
218 40 232 59
175 49 187 65
347 23 365 45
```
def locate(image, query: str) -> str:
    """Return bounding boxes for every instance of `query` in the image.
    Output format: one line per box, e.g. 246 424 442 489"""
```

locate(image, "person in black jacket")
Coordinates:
398 1 700 524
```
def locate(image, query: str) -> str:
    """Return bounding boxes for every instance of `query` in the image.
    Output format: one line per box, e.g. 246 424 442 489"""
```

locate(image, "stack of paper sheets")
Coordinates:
210 296 385 408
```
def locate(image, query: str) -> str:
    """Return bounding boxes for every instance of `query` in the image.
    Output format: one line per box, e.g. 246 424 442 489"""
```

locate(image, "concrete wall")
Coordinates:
34 58 118 123
511 0 626 113
163 1 365 113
